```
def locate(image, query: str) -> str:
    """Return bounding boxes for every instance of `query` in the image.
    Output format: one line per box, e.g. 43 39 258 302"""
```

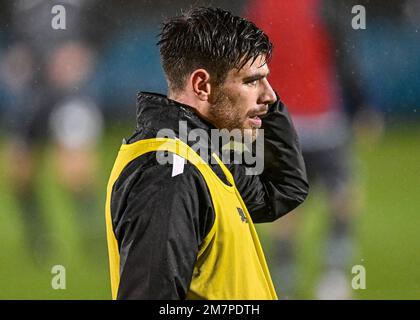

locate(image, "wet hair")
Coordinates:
157 7 273 93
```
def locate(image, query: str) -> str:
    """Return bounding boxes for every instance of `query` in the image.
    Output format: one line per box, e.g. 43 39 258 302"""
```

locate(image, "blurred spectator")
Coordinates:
0 0 107 262
246 0 384 299
332 0 420 122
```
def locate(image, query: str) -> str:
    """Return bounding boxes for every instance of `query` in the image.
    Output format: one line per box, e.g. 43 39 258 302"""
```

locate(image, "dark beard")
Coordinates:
208 87 241 131
209 88 258 141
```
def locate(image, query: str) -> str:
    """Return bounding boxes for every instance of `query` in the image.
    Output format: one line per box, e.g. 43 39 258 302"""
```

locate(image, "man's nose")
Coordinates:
259 79 277 105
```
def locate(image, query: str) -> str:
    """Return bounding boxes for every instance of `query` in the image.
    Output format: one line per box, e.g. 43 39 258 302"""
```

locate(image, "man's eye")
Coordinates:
246 80 258 87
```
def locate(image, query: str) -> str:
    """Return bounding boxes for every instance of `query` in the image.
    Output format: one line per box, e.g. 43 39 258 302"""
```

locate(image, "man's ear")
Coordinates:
190 69 211 101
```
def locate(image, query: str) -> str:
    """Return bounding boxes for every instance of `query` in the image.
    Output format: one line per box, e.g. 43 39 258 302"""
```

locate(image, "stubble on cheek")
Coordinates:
210 92 259 142
209 89 242 131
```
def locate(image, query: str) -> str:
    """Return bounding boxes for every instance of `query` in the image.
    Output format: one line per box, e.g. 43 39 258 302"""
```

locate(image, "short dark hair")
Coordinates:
157 7 273 93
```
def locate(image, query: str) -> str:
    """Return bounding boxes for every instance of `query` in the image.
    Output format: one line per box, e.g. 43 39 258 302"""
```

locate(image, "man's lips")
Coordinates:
248 116 262 127
247 106 268 128
248 106 268 118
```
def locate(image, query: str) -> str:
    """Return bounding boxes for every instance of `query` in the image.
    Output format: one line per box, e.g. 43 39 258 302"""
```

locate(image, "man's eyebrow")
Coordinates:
242 71 270 83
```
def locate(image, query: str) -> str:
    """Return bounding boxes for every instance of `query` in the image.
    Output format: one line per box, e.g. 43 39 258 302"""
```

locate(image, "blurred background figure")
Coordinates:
246 0 383 299
0 0 105 263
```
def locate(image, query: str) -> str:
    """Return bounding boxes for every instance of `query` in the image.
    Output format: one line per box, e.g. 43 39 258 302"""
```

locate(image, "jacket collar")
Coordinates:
136 91 215 135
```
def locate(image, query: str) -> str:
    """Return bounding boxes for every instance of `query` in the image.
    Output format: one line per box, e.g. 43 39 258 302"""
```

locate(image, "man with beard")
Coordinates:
105 7 308 300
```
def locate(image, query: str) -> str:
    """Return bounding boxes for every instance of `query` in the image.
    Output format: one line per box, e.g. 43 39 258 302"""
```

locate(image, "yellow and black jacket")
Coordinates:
105 92 308 299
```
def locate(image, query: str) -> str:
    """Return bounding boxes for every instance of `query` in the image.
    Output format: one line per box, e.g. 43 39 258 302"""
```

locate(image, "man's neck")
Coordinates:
167 91 193 108
168 91 213 126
